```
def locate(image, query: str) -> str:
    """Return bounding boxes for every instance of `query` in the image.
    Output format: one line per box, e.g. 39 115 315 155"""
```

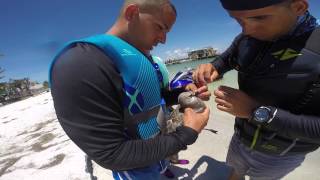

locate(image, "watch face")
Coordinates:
254 107 270 122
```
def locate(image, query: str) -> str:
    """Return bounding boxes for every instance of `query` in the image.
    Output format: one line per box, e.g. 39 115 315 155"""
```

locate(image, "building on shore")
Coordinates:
0 78 48 105
188 47 217 60
165 47 218 65
165 57 186 65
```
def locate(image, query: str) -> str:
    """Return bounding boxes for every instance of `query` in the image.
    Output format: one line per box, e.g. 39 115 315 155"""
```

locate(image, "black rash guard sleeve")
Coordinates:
266 107 320 144
50 43 198 171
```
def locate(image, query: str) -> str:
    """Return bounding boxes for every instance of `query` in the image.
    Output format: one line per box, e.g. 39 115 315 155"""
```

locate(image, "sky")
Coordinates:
0 0 319 83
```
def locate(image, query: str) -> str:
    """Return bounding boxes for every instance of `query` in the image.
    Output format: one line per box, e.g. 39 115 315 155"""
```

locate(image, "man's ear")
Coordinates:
291 0 309 16
124 4 139 21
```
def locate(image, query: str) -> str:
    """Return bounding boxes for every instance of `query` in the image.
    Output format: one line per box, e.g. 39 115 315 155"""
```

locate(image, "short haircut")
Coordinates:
122 0 177 16
277 0 294 7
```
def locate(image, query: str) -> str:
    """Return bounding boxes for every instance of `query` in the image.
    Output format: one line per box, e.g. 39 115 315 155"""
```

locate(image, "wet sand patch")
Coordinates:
17 130 28 136
19 106 31 111
0 146 22 158
31 133 56 152
1 116 9 120
26 163 35 168
29 119 56 133
0 157 21 176
31 142 50 152
27 132 42 140
39 133 55 143
39 154 65 169
3 118 18 124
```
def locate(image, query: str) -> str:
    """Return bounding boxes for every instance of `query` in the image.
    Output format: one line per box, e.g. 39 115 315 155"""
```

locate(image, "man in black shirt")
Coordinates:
193 0 320 179
50 0 210 179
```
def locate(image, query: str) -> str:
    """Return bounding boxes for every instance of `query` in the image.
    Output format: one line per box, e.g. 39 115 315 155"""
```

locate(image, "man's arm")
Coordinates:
214 86 320 144
193 34 243 85
265 108 320 144
51 43 199 171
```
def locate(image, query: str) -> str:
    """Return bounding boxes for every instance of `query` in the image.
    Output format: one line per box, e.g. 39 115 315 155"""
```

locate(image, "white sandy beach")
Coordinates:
0 92 92 180
1 92 319 180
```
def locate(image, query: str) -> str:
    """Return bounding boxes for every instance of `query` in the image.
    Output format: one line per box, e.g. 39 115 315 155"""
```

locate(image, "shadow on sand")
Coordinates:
161 155 232 180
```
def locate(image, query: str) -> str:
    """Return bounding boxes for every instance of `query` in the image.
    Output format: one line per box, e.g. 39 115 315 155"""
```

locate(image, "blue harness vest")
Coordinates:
50 34 166 140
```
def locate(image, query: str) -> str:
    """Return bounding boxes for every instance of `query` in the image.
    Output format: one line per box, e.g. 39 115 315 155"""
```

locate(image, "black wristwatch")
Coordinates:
251 106 277 126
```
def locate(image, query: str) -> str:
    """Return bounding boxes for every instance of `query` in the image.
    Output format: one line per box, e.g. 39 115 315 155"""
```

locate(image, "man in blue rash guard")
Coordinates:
50 0 212 179
193 0 320 179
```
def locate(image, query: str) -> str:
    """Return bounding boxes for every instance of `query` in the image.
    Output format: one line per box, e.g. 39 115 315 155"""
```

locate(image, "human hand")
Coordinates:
214 86 260 119
185 83 211 101
192 63 220 86
183 107 210 133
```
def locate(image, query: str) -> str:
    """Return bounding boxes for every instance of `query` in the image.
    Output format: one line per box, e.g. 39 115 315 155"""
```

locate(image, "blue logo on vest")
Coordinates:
121 49 136 57
123 83 144 115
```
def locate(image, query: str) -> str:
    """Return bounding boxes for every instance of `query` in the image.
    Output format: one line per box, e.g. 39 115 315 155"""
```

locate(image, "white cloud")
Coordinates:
165 47 190 60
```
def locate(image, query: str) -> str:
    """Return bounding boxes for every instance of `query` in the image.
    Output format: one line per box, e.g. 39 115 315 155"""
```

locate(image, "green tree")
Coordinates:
43 81 49 88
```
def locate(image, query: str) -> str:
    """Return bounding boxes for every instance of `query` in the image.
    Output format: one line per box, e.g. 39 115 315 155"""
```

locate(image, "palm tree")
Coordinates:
0 67 4 80
0 53 4 80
